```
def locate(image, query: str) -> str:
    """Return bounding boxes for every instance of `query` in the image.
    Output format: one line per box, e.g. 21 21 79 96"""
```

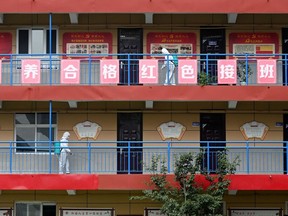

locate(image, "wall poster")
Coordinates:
147 32 196 58
63 32 113 58
144 208 166 216
60 208 114 216
228 208 282 216
229 32 279 59
0 33 12 58
0 208 12 216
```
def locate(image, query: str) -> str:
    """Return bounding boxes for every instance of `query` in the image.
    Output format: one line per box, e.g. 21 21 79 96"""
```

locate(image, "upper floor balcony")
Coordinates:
0 53 286 86
1 140 287 175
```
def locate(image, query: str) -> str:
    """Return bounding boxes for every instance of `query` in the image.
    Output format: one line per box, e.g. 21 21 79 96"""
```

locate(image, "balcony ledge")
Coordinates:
0 174 288 191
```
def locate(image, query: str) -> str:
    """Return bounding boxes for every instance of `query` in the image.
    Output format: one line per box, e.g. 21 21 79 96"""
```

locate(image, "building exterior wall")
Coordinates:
0 2 288 214
1 191 288 215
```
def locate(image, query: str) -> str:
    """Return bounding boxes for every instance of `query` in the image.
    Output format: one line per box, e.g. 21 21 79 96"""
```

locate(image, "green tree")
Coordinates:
131 150 240 216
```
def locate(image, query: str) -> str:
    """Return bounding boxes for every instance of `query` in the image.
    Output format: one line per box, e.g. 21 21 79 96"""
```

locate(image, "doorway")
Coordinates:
200 113 226 172
117 113 143 174
282 28 288 85
200 28 226 81
118 28 143 85
283 114 288 173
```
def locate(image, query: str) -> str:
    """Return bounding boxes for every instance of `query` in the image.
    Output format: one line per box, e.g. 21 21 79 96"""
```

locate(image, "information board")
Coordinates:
229 208 282 216
60 208 114 216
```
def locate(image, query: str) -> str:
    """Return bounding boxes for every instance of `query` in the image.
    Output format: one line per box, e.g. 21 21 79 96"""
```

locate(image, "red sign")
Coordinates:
257 59 277 84
60 59 80 84
63 32 113 59
217 60 237 84
0 60 2 83
178 60 198 84
21 59 41 84
229 33 279 59
0 33 12 58
147 32 197 59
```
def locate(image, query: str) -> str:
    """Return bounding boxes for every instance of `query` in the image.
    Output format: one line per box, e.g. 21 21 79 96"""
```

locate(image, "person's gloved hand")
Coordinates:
69 152 73 156
161 65 165 70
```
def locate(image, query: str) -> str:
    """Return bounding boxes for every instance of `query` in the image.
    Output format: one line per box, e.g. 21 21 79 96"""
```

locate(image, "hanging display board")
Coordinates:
229 208 282 216
144 208 166 216
60 208 114 216
0 208 12 216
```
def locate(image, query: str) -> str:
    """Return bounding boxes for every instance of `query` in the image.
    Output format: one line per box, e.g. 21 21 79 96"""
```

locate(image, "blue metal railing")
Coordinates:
0 53 287 86
0 140 287 174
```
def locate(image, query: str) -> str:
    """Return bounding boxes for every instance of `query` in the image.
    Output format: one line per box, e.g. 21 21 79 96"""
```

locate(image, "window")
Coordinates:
15 113 57 153
15 202 56 216
17 28 57 54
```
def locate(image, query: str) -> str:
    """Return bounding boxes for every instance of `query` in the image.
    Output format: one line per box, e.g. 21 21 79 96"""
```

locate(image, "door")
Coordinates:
200 28 226 82
282 28 288 85
200 113 226 172
283 114 288 173
118 28 143 85
117 113 143 174
43 205 56 216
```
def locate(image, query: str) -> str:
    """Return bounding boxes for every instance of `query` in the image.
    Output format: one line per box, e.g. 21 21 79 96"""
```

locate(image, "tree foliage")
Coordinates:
130 150 240 216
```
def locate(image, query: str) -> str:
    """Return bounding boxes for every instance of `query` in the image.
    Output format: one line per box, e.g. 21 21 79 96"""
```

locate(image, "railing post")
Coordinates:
128 141 131 174
88 54 92 85
48 142 52 174
49 100 52 174
88 142 91 174
127 54 131 86
246 141 250 174
49 13 53 86
9 54 13 86
207 142 210 173
9 142 12 173
245 54 248 85
167 141 171 173
285 54 288 86
286 142 288 175
205 54 209 78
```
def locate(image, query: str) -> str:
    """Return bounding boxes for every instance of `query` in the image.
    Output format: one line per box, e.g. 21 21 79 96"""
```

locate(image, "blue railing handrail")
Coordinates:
0 140 287 174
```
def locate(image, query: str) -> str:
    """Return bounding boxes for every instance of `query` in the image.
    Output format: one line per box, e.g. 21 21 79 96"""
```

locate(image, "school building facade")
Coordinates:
1 0 288 215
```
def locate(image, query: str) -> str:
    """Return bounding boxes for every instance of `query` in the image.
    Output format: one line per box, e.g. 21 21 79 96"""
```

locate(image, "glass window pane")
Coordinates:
16 203 27 216
37 128 55 152
46 29 57 54
18 30 29 54
28 203 40 216
15 113 35 124
31 29 44 54
16 128 35 152
37 113 56 124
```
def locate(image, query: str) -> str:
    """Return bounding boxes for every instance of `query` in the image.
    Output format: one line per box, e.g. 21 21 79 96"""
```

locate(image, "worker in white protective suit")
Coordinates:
59 131 72 174
161 48 176 85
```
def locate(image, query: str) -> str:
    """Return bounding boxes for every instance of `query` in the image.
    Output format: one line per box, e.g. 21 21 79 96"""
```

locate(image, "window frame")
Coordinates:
15 202 56 216
16 27 58 55
14 112 57 154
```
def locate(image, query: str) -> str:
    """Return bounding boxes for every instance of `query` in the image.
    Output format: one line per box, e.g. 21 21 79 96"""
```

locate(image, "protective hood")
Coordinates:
161 48 170 54
62 131 70 139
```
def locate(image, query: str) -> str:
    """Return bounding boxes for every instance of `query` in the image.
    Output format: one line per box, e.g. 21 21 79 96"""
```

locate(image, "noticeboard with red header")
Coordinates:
229 32 279 59
147 32 197 58
62 32 113 59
